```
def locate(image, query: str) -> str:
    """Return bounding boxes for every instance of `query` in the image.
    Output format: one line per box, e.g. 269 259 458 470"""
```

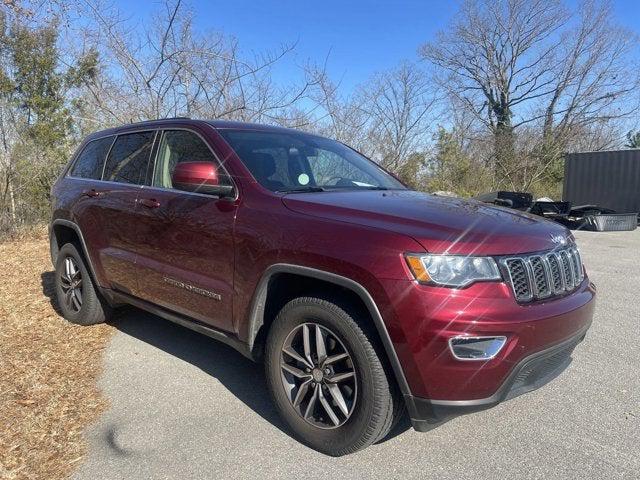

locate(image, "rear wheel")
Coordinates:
54 243 112 325
265 296 402 456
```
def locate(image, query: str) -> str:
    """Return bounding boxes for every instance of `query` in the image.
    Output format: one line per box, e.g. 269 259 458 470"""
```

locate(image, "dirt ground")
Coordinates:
0 231 113 480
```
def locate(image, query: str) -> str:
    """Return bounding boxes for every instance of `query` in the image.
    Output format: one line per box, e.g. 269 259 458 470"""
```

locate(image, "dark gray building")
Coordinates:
563 149 640 213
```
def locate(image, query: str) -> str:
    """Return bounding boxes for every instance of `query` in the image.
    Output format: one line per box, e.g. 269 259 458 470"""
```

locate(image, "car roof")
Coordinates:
84 118 318 142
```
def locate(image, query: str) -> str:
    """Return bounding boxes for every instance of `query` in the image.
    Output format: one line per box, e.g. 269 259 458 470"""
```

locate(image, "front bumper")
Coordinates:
404 325 589 431
378 276 596 430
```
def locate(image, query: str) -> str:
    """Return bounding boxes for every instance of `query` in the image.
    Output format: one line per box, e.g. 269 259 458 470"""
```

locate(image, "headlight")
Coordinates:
405 254 501 288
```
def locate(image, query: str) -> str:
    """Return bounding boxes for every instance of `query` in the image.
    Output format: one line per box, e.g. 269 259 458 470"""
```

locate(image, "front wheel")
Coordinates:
265 296 401 456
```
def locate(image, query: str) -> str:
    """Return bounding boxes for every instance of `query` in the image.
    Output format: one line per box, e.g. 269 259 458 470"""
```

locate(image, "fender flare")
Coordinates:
49 219 100 283
246 263 411 396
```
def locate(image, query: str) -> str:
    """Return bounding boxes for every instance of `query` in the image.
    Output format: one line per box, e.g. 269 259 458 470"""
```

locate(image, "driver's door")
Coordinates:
133 128 238 332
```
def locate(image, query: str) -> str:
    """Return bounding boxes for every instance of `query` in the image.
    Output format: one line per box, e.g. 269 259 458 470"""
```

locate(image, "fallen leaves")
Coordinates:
0 229 113 480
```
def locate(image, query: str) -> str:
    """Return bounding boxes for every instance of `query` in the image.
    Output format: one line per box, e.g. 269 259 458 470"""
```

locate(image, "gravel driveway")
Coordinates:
73 230 639 480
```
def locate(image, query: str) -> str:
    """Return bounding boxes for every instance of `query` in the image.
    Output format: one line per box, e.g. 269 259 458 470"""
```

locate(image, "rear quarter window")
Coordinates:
69 136 114 179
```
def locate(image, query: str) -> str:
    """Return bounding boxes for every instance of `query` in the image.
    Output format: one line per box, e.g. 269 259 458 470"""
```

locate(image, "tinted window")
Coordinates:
218 129 405 192
103 132 155 185
70 136 114 179
153 130 232 188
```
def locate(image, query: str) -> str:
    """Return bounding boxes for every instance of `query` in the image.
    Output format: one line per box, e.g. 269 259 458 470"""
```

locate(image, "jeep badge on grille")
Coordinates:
550 234 567 245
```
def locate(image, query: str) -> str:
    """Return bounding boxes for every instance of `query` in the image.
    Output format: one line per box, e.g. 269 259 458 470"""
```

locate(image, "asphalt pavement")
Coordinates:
73 230 639 479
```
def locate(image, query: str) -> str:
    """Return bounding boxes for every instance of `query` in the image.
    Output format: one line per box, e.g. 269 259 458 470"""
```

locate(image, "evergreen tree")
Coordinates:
626 130 640 148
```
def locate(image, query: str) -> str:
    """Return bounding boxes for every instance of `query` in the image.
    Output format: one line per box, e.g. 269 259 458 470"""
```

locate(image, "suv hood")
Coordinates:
282 190 572 255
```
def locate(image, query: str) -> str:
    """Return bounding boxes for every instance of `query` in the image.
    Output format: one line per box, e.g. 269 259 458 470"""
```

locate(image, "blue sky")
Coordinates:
116 0 640 94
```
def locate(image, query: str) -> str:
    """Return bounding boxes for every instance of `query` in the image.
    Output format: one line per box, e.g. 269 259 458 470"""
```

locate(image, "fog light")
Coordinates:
448 336 507 361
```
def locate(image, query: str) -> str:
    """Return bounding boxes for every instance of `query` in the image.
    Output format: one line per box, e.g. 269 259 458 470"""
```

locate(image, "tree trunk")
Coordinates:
494 123 516 189
8 178 16 222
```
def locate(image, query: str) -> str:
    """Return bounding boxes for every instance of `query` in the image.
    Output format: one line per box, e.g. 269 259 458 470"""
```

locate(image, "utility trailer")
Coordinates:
563 149 639 230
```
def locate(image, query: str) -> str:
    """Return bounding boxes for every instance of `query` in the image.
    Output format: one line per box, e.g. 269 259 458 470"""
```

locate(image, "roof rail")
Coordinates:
124 117 192 126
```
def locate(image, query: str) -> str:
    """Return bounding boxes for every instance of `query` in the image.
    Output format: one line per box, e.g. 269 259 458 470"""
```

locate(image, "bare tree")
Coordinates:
359 62 436 173
541 1 640 141
306 63 370 149
421 0 640 191
305 60 438 185
74 0 322 125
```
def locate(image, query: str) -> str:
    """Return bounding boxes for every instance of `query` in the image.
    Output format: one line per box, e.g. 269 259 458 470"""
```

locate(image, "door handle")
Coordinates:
82 189 104 198
138 198 161 209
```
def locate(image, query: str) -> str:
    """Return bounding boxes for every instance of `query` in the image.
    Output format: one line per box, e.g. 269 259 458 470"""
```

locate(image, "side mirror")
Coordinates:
171 162 234 197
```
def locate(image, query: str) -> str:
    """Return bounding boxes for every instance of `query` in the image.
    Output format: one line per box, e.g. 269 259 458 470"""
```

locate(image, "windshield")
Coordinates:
218 129 406 192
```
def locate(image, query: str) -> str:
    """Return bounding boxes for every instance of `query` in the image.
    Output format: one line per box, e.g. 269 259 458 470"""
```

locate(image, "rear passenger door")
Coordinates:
74 131 156 296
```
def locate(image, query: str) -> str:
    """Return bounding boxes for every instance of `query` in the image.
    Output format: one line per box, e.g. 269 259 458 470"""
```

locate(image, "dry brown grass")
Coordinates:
0 230 113 480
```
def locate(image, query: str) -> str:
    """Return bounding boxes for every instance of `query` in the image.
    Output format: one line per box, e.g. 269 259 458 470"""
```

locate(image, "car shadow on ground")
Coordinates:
41 271 63 316
41 270 411 446
111 306 289 430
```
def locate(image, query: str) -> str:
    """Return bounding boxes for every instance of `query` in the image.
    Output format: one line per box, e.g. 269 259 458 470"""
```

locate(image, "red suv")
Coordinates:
49 119 595 455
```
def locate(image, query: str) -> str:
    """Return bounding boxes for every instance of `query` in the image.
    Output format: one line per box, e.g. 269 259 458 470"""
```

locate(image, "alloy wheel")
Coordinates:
59 256 83 313
280 322 357 429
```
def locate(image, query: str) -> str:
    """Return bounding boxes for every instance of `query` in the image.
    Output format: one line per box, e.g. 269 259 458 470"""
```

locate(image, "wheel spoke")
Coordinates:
327 371 355 384
281 363 311 379
65 258 71 278
323 352 348 366
60 273 71 287
304 384 319 420
282 345 312 369
71 291 81 310
318 387 340 426
302 324 313 365
315 325 327 364
65 290 74 309
73 289 83 307
292 379 312 407
326 383 350 416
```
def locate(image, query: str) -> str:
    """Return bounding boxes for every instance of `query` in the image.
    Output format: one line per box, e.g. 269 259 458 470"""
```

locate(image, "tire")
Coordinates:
265 296 402 456
54 243 112 326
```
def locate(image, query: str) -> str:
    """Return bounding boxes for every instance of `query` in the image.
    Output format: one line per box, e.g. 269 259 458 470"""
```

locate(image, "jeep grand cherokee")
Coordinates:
49 118 595 456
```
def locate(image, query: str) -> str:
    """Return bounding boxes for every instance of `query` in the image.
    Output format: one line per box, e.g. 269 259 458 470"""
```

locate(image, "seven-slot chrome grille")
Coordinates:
500 246 584 303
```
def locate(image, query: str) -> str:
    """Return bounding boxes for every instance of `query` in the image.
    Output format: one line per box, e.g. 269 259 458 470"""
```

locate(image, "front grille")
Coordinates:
501 246 584 303
546 254 563 292
529 256 551 298
504 258 531 301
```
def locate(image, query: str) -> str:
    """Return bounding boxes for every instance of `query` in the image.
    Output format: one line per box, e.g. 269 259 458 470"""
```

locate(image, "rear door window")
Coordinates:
103 131 155 185
69 136 114 179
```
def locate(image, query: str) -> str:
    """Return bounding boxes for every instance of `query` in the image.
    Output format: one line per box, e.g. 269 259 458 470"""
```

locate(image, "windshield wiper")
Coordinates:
276 186 326 194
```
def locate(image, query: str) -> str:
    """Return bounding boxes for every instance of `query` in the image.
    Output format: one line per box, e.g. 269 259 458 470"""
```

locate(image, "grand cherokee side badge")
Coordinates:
163 276 222 301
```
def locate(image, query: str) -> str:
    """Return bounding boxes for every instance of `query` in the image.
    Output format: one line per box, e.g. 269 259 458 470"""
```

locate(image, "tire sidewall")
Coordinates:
265 299 382 455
